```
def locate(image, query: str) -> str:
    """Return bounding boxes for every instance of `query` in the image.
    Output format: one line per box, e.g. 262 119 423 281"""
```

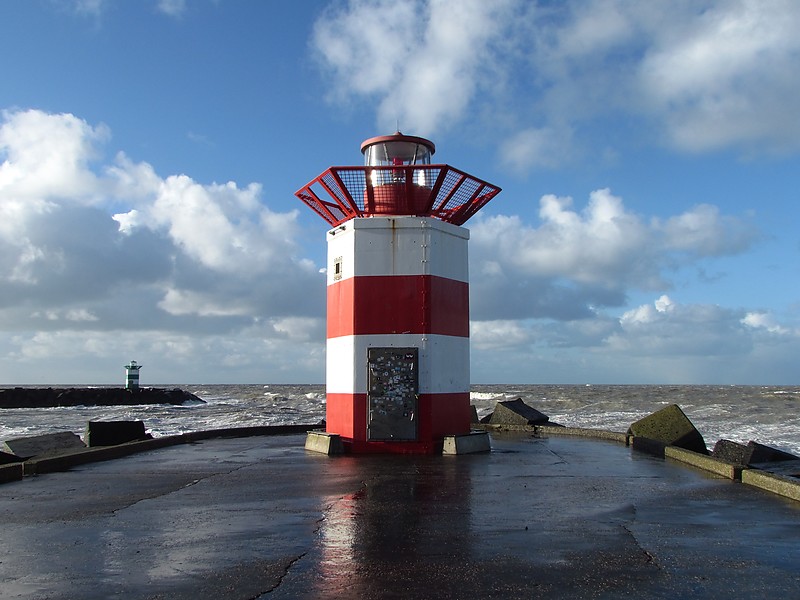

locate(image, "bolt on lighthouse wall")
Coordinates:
325 217 471 452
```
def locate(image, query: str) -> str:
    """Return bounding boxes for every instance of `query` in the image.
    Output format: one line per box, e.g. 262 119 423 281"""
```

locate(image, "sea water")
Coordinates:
1 384 798 455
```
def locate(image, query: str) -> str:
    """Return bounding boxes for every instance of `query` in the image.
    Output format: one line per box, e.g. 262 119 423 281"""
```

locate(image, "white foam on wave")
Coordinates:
470 392 503 401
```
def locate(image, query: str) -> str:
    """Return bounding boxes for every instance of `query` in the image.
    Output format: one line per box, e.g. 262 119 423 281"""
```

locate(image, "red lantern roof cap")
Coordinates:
360 131 436 155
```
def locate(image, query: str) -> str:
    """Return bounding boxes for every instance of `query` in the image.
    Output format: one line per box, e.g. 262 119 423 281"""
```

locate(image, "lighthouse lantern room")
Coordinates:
296 132 501 454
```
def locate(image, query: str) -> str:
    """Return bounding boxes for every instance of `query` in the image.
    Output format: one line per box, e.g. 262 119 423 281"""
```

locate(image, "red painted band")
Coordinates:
327 275 469 338
325 392 471 444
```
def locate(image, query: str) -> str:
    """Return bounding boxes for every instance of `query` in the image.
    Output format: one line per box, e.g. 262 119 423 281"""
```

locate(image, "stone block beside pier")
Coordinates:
628 404 707 455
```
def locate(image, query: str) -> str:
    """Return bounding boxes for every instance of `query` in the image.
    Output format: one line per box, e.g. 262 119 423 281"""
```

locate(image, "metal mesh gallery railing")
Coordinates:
296 165 500 227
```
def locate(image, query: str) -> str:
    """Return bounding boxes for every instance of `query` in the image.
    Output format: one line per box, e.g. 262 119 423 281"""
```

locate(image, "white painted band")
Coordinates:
326 333 470 395
326 216 469 284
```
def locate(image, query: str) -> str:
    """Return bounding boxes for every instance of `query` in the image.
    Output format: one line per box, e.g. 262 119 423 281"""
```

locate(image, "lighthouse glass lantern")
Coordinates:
296 132 501 454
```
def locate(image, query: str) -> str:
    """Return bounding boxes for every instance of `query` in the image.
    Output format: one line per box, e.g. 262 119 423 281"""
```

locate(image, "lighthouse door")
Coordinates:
367 347 419 441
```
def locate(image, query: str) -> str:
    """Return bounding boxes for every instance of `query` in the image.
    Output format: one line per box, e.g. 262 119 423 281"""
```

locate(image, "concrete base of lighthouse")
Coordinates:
304 431 344 455
305 430 490 456
442 431 491 455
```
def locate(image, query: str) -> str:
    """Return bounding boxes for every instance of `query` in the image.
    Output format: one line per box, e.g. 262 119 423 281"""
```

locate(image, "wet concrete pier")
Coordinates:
1 432 799 599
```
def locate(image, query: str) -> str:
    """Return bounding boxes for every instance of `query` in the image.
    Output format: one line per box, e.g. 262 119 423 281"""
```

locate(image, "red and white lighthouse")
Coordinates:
297 132 501 454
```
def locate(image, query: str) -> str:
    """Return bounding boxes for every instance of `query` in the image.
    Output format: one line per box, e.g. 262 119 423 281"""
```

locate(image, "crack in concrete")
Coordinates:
253 485 370 597
544 446 569 464
253 552 308 597
110 461 257 515
251 489 365 598
618 504 662 570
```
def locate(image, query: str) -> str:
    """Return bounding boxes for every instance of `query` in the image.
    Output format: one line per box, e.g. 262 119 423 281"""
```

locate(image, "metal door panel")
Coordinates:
367 347 418 441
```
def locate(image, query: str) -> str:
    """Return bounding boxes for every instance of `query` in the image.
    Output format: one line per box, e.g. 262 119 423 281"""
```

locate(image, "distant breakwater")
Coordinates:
0 387 203 409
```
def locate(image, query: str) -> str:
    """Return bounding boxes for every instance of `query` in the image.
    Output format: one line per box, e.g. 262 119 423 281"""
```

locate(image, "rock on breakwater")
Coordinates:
0 387 204 409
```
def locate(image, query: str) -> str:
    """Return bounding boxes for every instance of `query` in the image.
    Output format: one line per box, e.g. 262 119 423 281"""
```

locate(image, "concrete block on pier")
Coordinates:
443 431 491 455
85 421 149 447
489 398 549 426
712 439 752 465
0 462 23 483
628 404 707 455
0 450 20 465
712 439 798 466
2 432 86 460
305 431 344 455
746 441 798 463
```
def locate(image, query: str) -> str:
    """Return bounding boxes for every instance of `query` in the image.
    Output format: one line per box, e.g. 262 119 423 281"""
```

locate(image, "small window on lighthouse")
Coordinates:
333 256 343 281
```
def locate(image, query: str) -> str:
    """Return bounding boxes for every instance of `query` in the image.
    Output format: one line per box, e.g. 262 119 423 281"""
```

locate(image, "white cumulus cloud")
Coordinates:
638 0 800 153
313 0 800 169
0 108 323 359
313 0 519 136
469 188 759 321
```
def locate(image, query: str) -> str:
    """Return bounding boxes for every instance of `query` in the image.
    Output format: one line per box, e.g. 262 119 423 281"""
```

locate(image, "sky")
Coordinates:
0 0 798 385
